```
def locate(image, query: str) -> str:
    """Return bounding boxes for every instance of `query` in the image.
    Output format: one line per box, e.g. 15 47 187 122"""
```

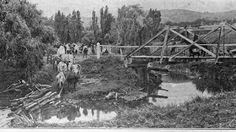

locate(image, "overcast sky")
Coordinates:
28 0 236 17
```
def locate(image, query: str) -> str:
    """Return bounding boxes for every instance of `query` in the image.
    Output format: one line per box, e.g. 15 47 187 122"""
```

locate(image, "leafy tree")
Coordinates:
91 10 99 42
115 5 145 46
54 10 83 44
100 6 114 44
0 0 57 81
144 9 161 37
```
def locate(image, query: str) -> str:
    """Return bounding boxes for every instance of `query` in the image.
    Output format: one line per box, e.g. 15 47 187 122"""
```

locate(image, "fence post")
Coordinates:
97 42 101 59
120 48 124 60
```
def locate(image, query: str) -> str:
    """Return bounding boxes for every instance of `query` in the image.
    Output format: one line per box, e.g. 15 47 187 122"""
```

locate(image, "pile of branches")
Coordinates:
1 80 61 126
0 109 14 128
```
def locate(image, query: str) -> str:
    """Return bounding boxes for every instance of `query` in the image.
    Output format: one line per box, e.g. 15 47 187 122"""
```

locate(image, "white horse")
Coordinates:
56 72 66 89
57 61 67 73
61 54 74 63
57 46 66 57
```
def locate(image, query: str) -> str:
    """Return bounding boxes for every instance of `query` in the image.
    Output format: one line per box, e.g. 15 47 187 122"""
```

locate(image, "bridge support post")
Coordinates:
145 68 150 95
160 27 170 64
97 42 101 59
137 67 146 88
215 25 223 63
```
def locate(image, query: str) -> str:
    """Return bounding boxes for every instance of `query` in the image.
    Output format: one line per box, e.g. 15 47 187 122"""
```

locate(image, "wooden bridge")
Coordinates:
120 22 236 65
98 23 236 95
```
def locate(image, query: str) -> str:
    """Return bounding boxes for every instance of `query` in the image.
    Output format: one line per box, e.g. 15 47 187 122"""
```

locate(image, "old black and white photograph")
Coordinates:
0 0 236 129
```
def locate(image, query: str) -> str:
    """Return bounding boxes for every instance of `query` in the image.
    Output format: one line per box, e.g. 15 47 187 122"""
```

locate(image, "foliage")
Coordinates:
52 4 161 47
91 10 99 43
192 63 236 93
100 6 115 44
114 5 161 46
0 0 57 82
81 31 95 46
54 10 84 44
115 5 145 46
31 64 55 84
144 9 161 37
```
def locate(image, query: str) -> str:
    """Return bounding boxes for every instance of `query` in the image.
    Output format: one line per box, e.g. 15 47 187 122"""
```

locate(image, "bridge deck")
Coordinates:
131 56 236 59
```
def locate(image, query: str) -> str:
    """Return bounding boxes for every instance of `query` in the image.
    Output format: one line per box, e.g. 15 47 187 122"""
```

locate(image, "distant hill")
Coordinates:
81 9 236 27
160 9 236 23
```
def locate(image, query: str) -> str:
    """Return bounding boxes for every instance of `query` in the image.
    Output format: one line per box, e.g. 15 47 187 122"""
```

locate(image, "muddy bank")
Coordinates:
65 56 146 101
31 90 236 128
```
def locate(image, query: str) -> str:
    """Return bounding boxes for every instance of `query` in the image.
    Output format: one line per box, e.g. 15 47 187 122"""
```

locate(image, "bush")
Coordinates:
31 64 55 84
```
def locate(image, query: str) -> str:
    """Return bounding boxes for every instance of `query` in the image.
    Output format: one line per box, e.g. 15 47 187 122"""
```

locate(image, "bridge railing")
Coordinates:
97 44 236 59
98 44 163 59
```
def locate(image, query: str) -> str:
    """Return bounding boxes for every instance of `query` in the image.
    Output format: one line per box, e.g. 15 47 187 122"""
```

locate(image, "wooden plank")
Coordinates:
101 44 236 48
212 30 232 44
211 27 231 55
150 29 186 55
131 55 236 59
125 28 166 58
150 48 162 56
169 44 194 61
225 23 236 33
160 27 170 64
170 29 217 57
170 28 219 58
216 26 222 62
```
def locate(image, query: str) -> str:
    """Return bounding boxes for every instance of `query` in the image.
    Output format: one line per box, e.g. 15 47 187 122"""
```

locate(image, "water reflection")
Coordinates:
148 72 212 107
161 72 190 83
149 82 211 107
33 105 117 124
191 64 236 93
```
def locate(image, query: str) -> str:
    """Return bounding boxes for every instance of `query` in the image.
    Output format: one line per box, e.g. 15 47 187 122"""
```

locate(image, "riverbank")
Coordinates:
33 90 236 128
33 57 236 128
3 56 236 128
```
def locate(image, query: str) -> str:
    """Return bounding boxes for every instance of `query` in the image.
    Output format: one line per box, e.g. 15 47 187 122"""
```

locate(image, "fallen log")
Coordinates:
11 91 34 102
159 88 168 92
24 92 55 110
15 109 22 115
0 84 27 93
148 95 168 99
5 81 23 90
28 89 50 99
29 94 58 112
11 101 22 107
20 114 34 125
37 84 52 88
25 92 57 111
23 91 52 108
53 100 61 106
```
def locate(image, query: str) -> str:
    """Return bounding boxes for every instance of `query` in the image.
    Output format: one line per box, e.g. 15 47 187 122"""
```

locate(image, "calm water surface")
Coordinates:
33 105 117 124
148 72 212 107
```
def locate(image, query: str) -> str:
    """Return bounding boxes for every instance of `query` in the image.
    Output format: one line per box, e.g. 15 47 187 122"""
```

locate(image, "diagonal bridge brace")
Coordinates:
150 28 187 56
168 26 221 60
125 28 166 59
